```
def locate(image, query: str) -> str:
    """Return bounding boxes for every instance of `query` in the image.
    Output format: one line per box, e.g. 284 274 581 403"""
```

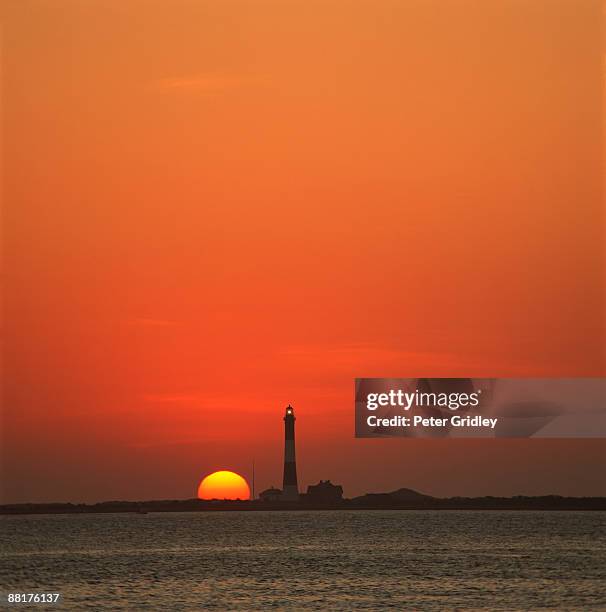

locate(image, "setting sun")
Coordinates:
197 471 251 500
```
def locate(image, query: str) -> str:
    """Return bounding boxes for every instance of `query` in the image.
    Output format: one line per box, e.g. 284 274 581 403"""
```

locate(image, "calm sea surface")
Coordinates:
1 510 605 610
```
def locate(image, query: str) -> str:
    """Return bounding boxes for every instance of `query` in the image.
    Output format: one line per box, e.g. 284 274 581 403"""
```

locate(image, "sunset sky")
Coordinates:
2 0 605 503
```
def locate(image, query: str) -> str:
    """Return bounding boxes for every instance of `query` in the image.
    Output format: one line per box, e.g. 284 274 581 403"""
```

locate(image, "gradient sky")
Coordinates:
2 0 605 503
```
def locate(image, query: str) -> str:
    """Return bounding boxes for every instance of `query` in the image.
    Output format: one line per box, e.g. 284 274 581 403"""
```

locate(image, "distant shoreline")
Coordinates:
2 495 605 515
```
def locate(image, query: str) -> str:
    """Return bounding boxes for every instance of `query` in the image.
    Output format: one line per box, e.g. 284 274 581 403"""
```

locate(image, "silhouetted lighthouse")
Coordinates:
282 404 299 501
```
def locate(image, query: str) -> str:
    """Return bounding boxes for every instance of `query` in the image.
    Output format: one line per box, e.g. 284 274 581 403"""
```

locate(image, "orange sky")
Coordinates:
2 0 605 503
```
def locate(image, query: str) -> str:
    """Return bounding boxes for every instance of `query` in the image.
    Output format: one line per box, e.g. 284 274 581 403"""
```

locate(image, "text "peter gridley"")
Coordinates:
367 414 499 429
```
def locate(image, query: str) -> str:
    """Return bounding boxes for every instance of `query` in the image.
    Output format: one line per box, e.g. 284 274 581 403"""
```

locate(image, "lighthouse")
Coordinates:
282 404 299 501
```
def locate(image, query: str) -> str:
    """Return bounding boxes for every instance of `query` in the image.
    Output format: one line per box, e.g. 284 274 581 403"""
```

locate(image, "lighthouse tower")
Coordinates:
282 404 299 501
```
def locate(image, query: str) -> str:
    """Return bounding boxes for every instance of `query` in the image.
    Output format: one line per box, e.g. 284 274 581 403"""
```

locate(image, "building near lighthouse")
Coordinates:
282 404 299 501
258 486 282 502
304 480 343 503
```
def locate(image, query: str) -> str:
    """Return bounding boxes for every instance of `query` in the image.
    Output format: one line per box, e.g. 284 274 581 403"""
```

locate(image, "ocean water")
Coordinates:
1 510 605 610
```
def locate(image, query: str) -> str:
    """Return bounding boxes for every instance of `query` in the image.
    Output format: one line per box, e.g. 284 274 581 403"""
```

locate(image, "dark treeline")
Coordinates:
2 494 605 515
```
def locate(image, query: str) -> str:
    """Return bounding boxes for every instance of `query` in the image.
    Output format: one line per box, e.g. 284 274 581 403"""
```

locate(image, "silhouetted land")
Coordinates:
2 488 605 514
